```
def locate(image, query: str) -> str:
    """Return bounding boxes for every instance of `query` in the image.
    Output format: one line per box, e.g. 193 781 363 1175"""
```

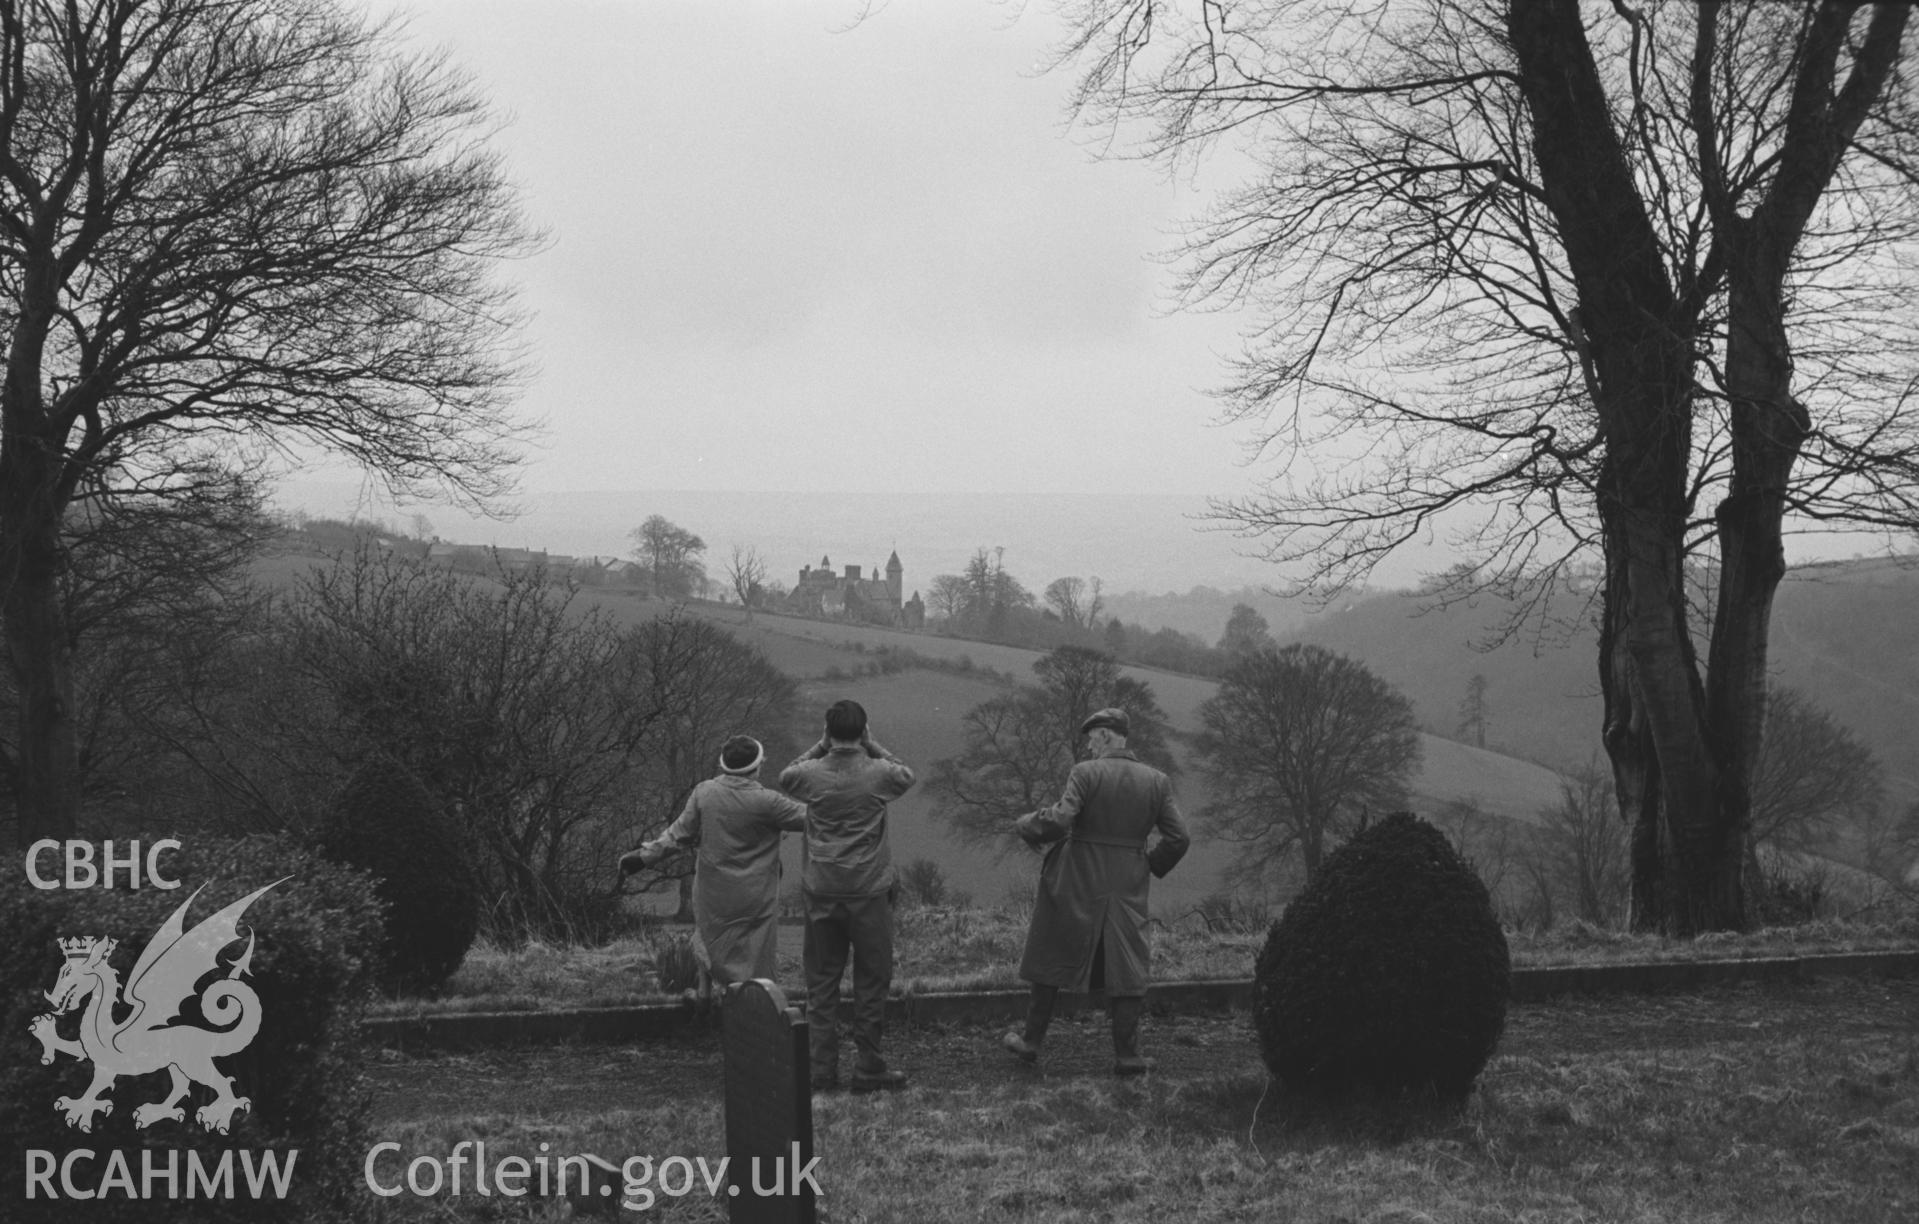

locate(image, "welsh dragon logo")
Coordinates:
28 879 285 1135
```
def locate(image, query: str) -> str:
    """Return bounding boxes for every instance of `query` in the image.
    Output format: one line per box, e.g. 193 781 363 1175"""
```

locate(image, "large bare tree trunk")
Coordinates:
1598 393 1744 935
1 235 81 844
0 451 80 844
1511 0 1743 934
1518 0 1909 933
1702 258 1808 923
1687 0 1907 925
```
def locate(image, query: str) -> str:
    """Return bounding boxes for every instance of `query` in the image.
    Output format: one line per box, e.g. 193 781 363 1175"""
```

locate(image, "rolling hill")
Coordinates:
258 538 1917 915
560 590 1570 914
1284 557 1919 807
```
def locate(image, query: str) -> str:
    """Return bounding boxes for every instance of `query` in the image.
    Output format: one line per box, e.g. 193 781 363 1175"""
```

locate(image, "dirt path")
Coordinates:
365 976 1919 1125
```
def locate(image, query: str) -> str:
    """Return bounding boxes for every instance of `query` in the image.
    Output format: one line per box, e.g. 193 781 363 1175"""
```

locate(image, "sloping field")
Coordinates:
718 606 1566 815
254 552 1568 911
653 603 1570 911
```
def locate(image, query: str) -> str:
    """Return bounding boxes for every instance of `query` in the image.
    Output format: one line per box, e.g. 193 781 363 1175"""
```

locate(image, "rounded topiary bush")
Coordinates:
321 755 478 993
1254 812 1510 1103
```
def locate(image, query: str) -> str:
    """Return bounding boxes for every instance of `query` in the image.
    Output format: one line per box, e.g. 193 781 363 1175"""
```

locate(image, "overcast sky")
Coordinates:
349 0 1261 500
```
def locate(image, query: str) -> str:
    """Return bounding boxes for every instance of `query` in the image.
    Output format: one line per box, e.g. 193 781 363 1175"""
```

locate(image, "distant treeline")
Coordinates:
902 546 1315 681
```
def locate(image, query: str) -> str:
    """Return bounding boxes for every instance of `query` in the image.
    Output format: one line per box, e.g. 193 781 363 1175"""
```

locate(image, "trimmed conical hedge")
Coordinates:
323 756 479 993
1253 812 1510 1102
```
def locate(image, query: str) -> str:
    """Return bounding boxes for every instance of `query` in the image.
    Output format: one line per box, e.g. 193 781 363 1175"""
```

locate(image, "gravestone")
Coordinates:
722 979 818 1224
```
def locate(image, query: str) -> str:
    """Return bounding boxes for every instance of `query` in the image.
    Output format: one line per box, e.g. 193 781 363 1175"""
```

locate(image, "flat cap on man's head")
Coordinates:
1080 707 1130 737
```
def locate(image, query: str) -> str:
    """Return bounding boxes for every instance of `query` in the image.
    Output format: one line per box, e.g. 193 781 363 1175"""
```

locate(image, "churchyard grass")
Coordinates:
373 904 1919 1017
368 979 1919 1222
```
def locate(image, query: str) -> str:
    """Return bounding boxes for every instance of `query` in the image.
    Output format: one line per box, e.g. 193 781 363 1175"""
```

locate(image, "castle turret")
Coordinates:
885 550 903 608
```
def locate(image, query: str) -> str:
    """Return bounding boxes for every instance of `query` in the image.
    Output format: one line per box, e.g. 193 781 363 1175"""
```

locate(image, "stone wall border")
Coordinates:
362 949 1919 1052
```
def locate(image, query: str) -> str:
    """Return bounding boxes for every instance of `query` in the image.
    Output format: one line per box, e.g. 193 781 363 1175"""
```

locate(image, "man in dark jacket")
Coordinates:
1003 707 1188 1074
780 699 915 1092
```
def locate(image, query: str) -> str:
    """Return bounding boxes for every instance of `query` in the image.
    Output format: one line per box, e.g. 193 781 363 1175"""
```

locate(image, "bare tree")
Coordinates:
1194 644 1420 883
1052 1 1919 932
232 548 667 939
1749 686 1885 859
1432 796 1517 903
0 466 269 829
1217 603 1274 657
960 546 1035 634
0 0 533 843
628 516 707 600
1457 674 1492 751
930 688 1077 854
926 573 971 623
964 548 998 625
616 612 799 919
1044 575 1090 627
1522 759 1632 929
724 544 770 622
931 645 1176 853
1034 646 1179 769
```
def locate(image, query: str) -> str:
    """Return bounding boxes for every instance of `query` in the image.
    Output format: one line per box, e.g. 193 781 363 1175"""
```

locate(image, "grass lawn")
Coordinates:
364 977 1919 1222
371 908 1919 1018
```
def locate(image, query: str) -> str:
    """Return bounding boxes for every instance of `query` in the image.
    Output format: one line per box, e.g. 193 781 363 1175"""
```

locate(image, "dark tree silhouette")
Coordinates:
932 645 1176 853
724 544 769 622
1519 758 1632 929
0 0 533 842
268 548 665 938
1194 644 1420 884
628 516 708 600
616 612 798 920
1748 686 1884 860
1218 603 1274 657
1044 575 1104 629
0 467 268 829
1458 674 1492 751
1052 0 1919 931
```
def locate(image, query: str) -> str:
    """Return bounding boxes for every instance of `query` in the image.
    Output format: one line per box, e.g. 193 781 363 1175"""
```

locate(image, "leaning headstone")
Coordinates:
722 979 818 1224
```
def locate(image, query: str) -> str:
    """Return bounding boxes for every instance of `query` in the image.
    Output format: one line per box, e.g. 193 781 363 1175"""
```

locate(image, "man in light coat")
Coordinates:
780 698 915 1092
1003 706 1189 1074
621 735 808 987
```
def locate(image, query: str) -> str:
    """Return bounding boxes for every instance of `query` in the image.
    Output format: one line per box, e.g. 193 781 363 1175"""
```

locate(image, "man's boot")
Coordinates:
1001 985 1058 1063
1110 995 1155 1076
850 1056 908 1093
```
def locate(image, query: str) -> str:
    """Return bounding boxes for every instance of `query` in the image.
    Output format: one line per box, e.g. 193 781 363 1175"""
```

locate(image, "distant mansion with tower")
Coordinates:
784 551 925 628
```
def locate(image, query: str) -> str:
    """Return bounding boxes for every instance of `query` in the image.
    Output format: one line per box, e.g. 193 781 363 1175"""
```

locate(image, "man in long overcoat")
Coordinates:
621 735 808 987
1004 707 1188 1074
